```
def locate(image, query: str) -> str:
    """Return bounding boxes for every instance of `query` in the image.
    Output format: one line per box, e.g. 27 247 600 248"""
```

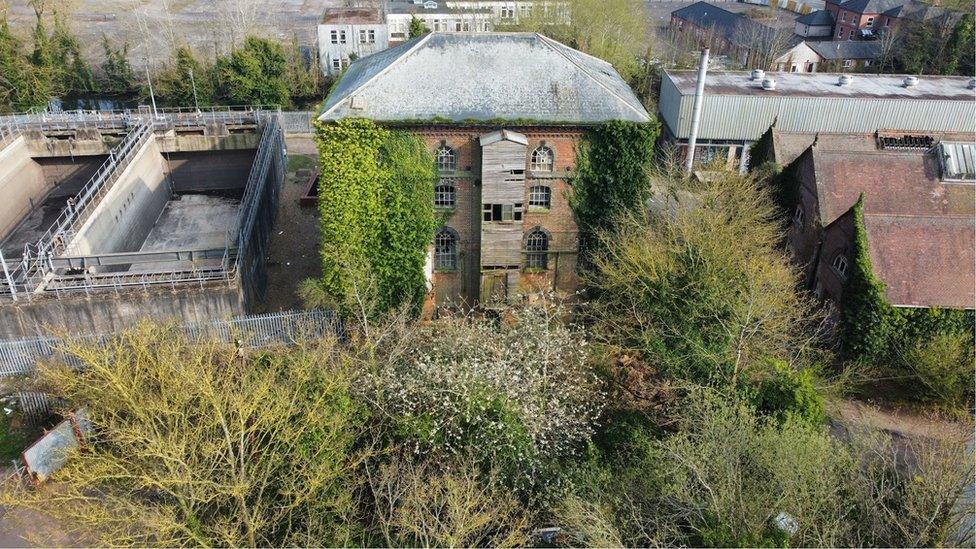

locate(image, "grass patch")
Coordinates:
287 154 317 173
0 412 30 461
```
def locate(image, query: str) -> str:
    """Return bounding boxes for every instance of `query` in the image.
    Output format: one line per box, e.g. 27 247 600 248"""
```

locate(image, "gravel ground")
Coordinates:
255 135 321 313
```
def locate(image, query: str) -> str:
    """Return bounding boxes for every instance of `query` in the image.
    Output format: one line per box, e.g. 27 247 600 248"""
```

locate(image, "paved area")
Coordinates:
0 196 67 259
7 0 339 64
130 193 239 272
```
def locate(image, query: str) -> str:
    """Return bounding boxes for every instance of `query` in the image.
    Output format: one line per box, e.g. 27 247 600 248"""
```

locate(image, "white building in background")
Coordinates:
317 7 389 75
319 1 570 74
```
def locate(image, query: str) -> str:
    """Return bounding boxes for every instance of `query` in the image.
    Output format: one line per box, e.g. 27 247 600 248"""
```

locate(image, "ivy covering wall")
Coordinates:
841 195 975 364
569 120 660 265
311 118 437 315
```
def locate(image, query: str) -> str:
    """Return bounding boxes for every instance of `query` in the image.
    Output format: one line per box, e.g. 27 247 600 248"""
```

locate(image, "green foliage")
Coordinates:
0 16 48 113
99 35 136 95
750 360 826 426
408 15 429 38
284 39 322 106
893 15 975 76
842 196 975 374
585 173 820 389
0 411 27 461
748 124 775 169
569 120 659 265
216 36 290 107
365 304 604 497
902 331 975 407
309 118 436 316
155 47 214 107
50 14 95 95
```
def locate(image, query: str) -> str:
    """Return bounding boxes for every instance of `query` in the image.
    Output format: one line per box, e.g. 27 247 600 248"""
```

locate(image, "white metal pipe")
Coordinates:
684 48 710 176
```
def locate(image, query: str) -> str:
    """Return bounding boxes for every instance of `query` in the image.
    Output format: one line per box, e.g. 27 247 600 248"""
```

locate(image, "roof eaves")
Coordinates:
318 33 435 121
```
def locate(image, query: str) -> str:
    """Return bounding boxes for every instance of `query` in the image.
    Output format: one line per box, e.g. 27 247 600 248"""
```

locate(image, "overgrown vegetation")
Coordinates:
842 196 975 408
0 6 325 113
569 120 659 265
301 118 436 316
890 14 975 77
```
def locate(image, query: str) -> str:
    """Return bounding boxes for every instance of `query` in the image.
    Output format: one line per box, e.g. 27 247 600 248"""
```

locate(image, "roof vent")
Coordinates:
968 78 975 89
838 74 853 87
350 95 367 110
903 75 919 87
761 77 776 90
751 69 765 81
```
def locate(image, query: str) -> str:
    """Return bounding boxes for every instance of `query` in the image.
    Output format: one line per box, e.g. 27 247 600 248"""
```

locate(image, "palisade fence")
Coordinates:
281 111 316 134
0 309 340 420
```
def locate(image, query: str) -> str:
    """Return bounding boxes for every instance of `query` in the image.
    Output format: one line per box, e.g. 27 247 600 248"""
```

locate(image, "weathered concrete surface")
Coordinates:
21 127 261 159
131 194 240 272
68 134 171 256
167 149 257 192
0 282 244 339
0 136 46 240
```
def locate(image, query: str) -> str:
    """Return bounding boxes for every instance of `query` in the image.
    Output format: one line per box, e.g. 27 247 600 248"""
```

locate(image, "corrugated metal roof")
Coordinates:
939 142 976 181
319 33 651 123
659 71 976 141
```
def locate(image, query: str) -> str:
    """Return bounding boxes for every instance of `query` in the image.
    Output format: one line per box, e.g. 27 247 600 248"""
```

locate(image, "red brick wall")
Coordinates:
816 210 856 306
405 125 584 306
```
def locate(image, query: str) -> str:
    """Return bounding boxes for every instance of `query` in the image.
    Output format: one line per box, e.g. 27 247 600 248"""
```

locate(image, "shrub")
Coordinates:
585 173 822 388
0 325 367 547
902 331 975 408
362 453 533 547
750 360 826 425
364 303 605 494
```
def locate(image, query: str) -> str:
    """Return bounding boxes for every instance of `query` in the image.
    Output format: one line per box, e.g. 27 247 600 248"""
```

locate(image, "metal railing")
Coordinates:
0 108 285 300
0 309 338 378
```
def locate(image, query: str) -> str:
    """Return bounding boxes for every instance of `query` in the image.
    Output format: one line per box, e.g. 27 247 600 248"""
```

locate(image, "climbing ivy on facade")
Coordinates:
310 118 437 316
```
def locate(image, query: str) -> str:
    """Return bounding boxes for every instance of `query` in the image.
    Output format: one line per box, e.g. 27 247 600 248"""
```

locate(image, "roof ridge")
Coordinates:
533 33 650 121
319 33 434 119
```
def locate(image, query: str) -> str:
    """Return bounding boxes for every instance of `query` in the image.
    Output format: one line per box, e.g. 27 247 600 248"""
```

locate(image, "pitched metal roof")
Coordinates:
796 9 835 26
807 39 883 60
318 33 651 123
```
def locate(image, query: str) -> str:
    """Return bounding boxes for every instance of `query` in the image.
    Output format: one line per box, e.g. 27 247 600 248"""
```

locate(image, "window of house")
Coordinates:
792 205 804 227
866 16 875 27
528 185 551 209
530 145 554 171
525 229 549 269
359 29 376 44
837 29 844 38
436 145 457 172
885 17 891 26
843 59 854 68
339 30 347 44
434 182 456 208
331 58 341 71
848 29 854 39
434 227 458 270
462 20 470 31
483 203 523 222
840 12 846 22
519 4 532 17
501 6 515 18
330 30 339 44
831 254 849 279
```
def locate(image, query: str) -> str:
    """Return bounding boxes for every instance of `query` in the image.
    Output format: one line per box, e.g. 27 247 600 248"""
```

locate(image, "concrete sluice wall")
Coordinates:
0 116 283 339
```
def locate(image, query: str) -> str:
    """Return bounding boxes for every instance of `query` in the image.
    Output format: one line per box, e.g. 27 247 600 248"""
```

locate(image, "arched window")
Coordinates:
525 228 549 269
831 253 849 279
436 145 457 172
528 185 551 209
434 227 458 270
434 181 456 208
530 145 554 171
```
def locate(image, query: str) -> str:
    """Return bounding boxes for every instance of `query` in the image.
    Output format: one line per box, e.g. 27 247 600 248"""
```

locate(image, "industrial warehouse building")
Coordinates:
659 70 976 170
0 109 284 338
319 32 650 307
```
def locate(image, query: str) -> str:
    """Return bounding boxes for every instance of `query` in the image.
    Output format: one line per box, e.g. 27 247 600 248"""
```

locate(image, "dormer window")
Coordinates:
436 145 457 172
831 254 849 280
